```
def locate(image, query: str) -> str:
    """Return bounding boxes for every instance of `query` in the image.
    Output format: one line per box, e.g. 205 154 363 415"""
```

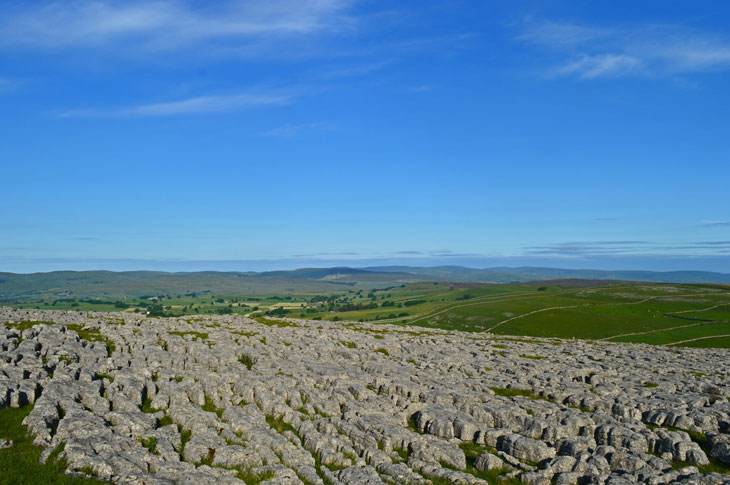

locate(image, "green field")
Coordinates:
3 279 730 348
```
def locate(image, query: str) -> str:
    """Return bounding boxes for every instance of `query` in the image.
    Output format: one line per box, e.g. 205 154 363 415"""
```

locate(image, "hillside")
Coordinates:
0 268 427 300
2 265 730 301
368 265 730 284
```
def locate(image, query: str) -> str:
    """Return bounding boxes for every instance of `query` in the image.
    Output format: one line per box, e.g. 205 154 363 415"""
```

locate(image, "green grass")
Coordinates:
265 415 299 436
64 324 115 357
374 348 389 356
178 427 192 460
158 414 174 428
0 405 105 484
645 424 730 475
167 331 208 341
5 280 730 348
141 397 156 414
235 469 276 484
458 442 522 484
202 398 224 419
95 373 114 383
489 387 546 400
407 415 425 435
4 321 55 334
238 354 257 370
674 336 730 348
393 447 409 463
140 436 157 454
252 317 299 328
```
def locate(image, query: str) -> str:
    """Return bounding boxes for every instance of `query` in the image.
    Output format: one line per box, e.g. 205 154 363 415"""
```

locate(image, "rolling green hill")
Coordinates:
0 268 427 300
2 269 729 348
2 265 730 301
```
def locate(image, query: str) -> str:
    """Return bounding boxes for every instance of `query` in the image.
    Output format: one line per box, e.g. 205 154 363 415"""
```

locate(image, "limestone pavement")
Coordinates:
1 307 730 484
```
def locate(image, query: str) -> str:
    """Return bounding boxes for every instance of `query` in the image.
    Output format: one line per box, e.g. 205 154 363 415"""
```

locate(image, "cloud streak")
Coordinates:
525 240 730 257
524 241 651 256
59 92 291 118
0 0 354 52
258 121 331 138
556 54 642 79
520 20 730 79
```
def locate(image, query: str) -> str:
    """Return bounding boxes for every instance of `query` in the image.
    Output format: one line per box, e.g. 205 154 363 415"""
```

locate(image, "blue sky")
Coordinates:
1 0 729 273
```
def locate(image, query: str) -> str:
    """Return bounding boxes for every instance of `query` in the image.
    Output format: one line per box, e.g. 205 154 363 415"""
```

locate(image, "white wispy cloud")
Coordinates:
315 61 390 80
0 78 22 92
518 20 610 47
701 220 730 228
556 54 642 79
520 20 730 79
258 121 332 138
0 0 354 52
59 92 290 118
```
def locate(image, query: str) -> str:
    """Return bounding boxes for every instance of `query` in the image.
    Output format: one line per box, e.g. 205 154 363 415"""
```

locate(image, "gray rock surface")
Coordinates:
1 307 729 484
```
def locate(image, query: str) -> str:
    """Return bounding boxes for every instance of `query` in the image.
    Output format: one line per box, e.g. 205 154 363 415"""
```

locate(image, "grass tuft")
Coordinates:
0 404 105 484
238 354 257 370
65 324 115 357
236 468 276 484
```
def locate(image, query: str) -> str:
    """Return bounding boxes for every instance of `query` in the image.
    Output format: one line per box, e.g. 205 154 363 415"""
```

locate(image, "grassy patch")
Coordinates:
158 414 174 428
4 321 55 334
374 348 389 356
489 387 546 401
393 447 409 463
238 354 257 370
168 331 208 341
202 398 224 419
65 324 115 357
407 415 425 435
236 468 276 484
518 354 546 360
139 436 157 454
0 405 105 484
141 397 156 414
265 415 299 436
458 442 521 483
95 373 114 383
178 427 192 459
253 317 298 328
671 457 730 475
646 424 730 474
231 330 258 337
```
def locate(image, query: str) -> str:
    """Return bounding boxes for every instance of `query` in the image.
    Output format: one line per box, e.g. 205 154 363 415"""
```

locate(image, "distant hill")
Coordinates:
366 265 730 284
255 267 415 281
487 266 730 284
1 265 728 301
364 265 535 283
0 268 426 300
